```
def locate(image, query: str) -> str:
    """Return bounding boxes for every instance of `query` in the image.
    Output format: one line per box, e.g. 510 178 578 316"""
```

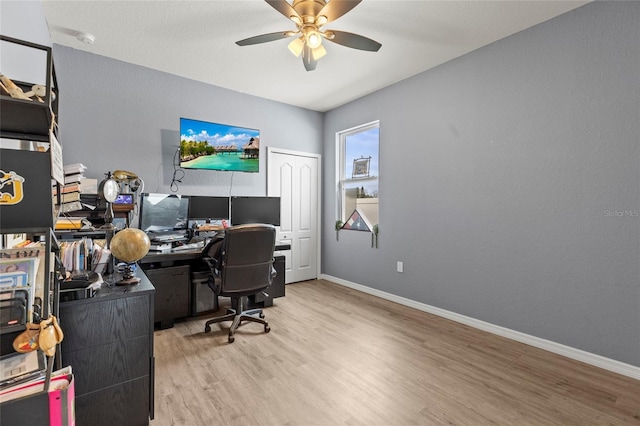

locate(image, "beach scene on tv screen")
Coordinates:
180 118 260 172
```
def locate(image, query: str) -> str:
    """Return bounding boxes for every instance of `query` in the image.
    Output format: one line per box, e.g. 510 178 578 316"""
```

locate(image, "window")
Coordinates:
337 121 379 231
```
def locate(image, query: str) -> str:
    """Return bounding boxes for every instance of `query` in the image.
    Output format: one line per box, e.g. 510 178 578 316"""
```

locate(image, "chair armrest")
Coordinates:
203 256 221 271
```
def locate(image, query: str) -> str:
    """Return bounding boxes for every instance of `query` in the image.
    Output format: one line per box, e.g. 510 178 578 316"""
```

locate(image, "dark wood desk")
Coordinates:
59 269 155 426
140 243 290 329
143 242 291 263
142 247 202 263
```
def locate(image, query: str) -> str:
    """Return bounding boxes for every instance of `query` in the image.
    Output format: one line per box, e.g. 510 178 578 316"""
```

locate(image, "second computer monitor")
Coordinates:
230 196 280 226
139 193 189 233
188 196 230 220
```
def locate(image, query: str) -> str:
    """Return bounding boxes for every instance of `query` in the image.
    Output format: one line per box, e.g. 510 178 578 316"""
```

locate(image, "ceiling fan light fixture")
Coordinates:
304 27 322 49
316 15 328 26
290 15 302 25
311 44 327 61
288 37 305 57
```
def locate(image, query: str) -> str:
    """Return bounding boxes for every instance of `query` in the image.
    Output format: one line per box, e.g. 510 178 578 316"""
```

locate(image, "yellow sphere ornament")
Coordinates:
110 228 150 285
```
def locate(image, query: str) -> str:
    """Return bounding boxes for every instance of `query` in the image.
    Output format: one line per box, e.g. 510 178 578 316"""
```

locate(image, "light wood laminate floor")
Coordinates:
151 279 640 425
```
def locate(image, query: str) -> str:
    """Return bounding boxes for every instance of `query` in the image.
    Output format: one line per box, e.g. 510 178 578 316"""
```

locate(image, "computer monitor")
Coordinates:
188 196 229 220
138 193 190 233
230 196 280 226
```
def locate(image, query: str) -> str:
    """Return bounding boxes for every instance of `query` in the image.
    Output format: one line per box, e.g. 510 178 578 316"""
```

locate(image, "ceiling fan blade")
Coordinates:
236 31 293 46
265 0 301 22
302 44 317 71
326 30 381 52
317 0 362 24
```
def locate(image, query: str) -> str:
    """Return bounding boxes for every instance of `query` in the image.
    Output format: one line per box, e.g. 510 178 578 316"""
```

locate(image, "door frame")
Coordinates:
267 146 322 281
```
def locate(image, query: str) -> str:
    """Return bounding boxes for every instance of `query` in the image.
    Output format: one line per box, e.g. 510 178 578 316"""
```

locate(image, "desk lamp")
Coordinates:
98 171 119 230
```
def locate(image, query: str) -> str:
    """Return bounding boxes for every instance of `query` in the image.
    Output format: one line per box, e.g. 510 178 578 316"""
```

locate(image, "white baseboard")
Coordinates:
320 274 640 381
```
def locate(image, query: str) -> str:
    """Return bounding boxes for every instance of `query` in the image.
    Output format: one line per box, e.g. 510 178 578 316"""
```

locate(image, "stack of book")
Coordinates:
54 163 88 213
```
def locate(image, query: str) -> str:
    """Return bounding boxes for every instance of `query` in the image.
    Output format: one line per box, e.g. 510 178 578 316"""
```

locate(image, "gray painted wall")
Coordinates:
52 45 323 196
323 1 639 367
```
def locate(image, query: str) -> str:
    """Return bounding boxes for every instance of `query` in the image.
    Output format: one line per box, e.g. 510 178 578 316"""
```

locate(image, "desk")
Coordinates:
140 243 290 329
59 269 155 426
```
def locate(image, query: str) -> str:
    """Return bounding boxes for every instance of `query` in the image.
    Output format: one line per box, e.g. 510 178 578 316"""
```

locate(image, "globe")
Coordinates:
110 228 150 285
110 228 150 263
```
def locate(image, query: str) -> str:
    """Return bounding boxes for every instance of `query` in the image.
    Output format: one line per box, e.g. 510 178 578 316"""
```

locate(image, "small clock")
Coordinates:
99 177 119 202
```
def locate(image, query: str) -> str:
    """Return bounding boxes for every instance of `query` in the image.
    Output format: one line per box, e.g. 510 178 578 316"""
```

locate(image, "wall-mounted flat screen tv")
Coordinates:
179 117 260 173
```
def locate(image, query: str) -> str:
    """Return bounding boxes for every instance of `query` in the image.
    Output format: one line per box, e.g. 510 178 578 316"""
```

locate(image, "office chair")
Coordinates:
202 224 276 343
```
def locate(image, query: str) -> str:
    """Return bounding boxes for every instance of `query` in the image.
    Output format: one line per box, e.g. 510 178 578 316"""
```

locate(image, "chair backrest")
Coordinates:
218 224 276 297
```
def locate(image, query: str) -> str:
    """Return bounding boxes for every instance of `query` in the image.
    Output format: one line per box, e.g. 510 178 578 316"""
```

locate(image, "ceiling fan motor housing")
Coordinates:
292 0 327 22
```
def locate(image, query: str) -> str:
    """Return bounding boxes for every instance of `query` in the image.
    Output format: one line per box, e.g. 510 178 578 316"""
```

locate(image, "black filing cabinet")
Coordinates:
250 255 285 307
144 265 190 329
59 272 155 426
191 269 218 315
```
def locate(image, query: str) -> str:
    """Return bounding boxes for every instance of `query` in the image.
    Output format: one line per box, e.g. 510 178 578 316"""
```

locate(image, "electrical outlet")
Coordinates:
397 261 403 273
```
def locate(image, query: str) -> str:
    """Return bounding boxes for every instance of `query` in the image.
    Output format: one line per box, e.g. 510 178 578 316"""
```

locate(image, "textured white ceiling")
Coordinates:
41 0 589 112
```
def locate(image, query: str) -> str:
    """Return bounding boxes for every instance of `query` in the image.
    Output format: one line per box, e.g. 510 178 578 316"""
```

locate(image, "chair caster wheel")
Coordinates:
265 325 270 333
228 334 235 343
259 312 265 319
205 325 211 333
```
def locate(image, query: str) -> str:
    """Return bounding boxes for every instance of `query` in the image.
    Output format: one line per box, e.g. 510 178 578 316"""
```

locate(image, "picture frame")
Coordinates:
352 156 371 178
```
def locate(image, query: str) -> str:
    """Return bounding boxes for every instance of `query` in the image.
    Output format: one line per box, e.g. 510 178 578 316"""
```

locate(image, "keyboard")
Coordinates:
172 241 204 251
152 234 187 243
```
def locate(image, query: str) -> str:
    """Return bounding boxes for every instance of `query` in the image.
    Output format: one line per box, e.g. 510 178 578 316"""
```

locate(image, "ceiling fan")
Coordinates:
236 0 382 71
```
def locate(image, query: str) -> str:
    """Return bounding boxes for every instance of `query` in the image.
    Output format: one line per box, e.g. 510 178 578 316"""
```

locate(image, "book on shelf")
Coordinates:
59 200 83 213
59 191 80 204
63 173 84 185
52 183 80 196
63 162 87 176
52 192 83 213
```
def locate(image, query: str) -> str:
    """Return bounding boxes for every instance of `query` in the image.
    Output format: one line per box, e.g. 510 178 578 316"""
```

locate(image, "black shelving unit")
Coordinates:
0 35 63 399
0 35 58 142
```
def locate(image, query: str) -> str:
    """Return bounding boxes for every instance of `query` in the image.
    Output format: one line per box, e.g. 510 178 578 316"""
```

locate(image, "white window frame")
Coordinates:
336 120 380 226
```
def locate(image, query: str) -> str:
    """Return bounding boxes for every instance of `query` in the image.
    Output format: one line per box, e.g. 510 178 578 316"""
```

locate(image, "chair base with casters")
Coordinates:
204 295 270 343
